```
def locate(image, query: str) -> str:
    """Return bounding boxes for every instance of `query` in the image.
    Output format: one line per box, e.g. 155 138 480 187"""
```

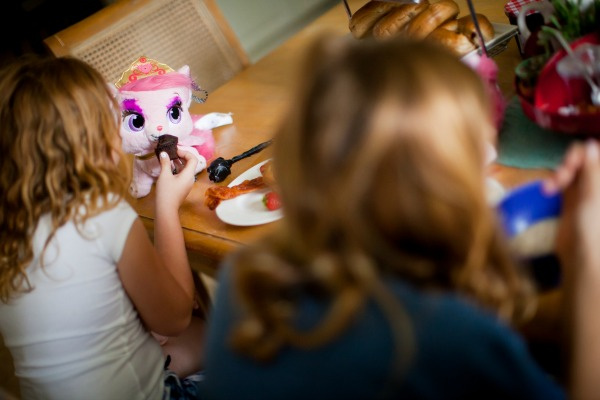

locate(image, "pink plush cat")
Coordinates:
115 56 231 198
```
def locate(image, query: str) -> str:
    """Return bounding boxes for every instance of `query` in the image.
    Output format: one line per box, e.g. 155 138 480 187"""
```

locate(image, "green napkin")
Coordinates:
497 97 582 169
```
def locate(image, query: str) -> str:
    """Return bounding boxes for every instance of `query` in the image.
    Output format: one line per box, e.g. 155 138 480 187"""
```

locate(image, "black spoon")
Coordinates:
207 139 273 182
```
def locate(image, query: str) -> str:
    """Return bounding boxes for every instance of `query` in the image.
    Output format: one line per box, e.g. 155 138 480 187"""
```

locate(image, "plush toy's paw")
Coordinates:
194 155 207 175
129 181 152 198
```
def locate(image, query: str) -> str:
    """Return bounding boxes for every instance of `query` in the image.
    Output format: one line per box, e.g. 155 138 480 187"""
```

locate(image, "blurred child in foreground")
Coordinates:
198 35 568 399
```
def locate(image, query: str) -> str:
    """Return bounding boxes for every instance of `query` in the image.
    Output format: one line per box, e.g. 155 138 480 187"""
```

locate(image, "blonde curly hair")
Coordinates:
229 35 535 362
0 55 131 302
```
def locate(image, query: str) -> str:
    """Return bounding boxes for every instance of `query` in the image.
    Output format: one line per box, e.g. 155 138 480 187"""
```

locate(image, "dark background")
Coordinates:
0 0 110 63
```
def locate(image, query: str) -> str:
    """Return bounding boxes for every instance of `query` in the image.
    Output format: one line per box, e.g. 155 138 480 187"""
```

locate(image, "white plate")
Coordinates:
215 159 283 226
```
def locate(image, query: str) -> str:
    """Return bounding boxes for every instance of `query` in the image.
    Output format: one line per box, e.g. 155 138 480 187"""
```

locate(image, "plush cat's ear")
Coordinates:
177 65 193 108
107 82 119 99
107 83 121 122
177 65 191 77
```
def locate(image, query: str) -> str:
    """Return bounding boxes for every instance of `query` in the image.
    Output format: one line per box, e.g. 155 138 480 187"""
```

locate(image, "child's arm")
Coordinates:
545 141 600 399
117 150 198 336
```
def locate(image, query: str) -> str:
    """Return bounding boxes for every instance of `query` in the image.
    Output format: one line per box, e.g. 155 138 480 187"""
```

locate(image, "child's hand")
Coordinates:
156 150 198 211
545 141 600 275
543 142 586 196
548 143 600 400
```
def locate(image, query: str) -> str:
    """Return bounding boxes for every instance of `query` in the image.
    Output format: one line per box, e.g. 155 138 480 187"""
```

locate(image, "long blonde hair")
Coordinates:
0 55 131 302
230 36 535 361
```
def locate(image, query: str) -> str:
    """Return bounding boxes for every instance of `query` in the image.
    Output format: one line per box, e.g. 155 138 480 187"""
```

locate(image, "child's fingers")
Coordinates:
158 152 172 175
580 141 600 199
177 150 198 164
558 141 600 273
177 151 199 175
543 143 585 194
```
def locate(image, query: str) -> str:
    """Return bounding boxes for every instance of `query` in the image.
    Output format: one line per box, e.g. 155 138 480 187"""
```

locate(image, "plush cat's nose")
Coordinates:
157 126 163 131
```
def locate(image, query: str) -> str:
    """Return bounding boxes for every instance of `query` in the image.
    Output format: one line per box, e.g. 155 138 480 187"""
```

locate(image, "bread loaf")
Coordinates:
348 0 495 58
349 1 403 39
405 0 460 39
372 2 429 39
456 13 495 44
437 18 458 31
428 28 477 56
426 13 494 56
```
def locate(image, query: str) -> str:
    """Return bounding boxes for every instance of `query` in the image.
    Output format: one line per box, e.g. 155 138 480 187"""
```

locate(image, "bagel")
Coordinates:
457 13 495 44
427 27 477 56
372 2 430 39
349 1 404 39
437 18 458 32
405 0 460 39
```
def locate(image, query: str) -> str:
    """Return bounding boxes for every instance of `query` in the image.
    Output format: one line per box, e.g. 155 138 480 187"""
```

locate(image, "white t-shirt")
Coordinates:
0 199 165 400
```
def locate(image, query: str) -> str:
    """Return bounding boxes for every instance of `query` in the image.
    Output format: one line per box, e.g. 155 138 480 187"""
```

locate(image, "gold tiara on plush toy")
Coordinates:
115 55 209 103
114 56 174 89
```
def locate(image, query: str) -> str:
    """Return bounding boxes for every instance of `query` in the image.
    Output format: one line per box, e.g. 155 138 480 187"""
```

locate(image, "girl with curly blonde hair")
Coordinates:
0 55 202 399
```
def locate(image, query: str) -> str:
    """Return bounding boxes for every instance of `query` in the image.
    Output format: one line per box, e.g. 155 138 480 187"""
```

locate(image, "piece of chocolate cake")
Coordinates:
155 134 179 160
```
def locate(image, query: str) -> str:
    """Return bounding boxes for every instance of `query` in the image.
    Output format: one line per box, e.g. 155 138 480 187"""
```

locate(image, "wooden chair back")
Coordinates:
43 0 249 92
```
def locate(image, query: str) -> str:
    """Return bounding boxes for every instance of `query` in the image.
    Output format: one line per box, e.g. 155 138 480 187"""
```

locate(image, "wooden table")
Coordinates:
127 0 554 269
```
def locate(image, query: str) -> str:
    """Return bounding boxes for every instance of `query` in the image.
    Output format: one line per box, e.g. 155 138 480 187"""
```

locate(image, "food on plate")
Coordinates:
260 162 282 210
349 1 404 39
205 177 266 210
259 159 277 189
205 160 279 211
350 0 495 57
262 191 282 211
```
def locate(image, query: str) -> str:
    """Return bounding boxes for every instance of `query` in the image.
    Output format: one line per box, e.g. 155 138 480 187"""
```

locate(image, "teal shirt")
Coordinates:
199 257 565 400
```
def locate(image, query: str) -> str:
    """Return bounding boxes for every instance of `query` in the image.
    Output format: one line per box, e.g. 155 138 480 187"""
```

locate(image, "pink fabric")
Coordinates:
476 55 507 131
188 115 215 161
465 54 507 131
119 72 192 92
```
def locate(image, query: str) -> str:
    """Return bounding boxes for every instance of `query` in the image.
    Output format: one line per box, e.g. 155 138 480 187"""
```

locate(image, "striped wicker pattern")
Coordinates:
68 0 246 92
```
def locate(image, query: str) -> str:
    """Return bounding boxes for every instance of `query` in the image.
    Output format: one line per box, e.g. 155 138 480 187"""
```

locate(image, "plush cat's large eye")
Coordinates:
168 105 182 124
124 113 145 132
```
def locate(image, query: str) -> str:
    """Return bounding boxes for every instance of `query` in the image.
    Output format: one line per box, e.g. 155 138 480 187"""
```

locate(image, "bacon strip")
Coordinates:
205 177 266 210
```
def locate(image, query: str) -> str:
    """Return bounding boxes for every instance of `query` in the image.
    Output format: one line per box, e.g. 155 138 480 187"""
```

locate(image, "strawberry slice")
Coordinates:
263 191 282 211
